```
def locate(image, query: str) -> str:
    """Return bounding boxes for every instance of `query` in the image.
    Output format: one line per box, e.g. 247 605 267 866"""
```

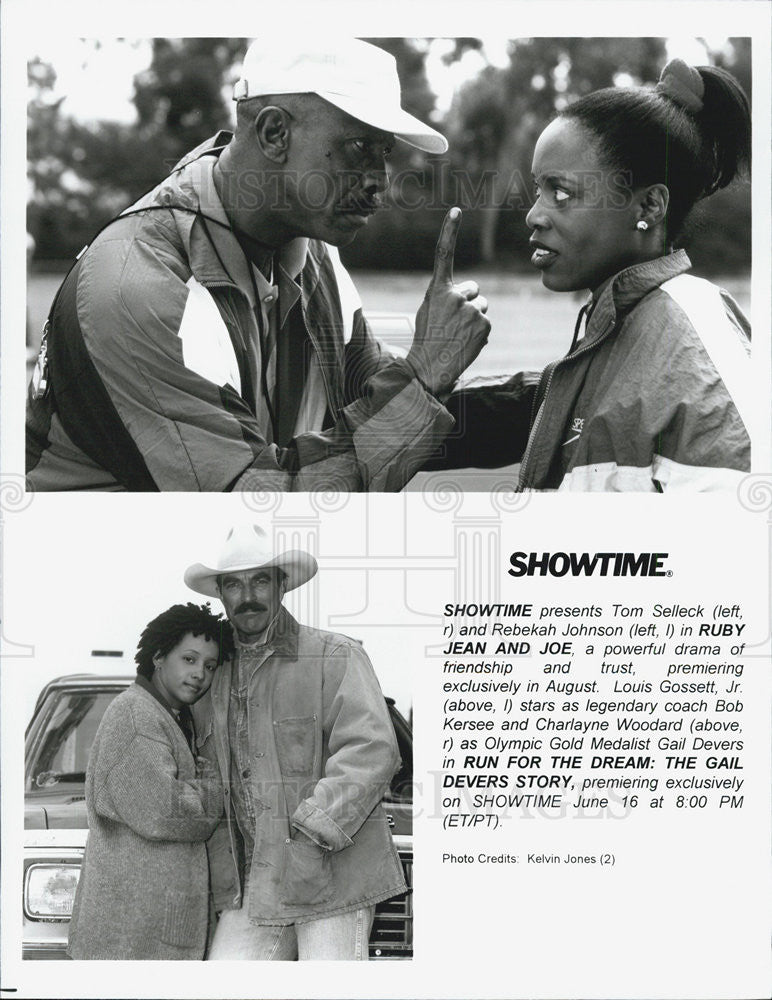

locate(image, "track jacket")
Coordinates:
517 251 751 491
26 133 453 492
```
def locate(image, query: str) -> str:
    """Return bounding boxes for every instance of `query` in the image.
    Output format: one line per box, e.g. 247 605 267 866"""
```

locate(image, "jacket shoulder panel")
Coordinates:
657 274 752 432
564 278 751 481
611 282 741 397
94 686 179 760
296 622 363 656
77 224 192 356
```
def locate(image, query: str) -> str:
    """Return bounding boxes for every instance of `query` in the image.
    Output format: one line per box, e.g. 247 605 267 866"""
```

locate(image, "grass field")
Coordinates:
28 266 751 377
26 266 751 492
27 266 582 372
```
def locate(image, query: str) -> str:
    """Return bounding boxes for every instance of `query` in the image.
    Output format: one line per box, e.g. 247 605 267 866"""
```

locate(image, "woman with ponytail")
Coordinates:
516 58 752 491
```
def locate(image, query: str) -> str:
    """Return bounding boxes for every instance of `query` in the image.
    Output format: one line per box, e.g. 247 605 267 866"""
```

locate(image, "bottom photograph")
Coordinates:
22 521 413 962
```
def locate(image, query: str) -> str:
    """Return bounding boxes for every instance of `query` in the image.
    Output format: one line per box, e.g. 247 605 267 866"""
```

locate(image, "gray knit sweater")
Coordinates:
67 683 223 959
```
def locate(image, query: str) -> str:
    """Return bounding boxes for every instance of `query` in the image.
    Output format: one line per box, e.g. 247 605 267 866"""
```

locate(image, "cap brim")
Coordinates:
319 92 448 154
184 552 318 599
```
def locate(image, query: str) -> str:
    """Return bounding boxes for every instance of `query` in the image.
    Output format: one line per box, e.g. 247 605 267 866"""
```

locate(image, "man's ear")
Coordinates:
254 106 292 164
152 650 163 670
638 183 669 228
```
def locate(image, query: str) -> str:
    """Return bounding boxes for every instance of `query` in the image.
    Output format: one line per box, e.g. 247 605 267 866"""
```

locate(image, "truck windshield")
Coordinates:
25 690 120 793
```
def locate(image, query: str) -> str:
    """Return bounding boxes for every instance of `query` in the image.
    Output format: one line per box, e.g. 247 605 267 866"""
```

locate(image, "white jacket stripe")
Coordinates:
179 277 241 393
660 274 752 434
326 244 362 345
558 459 745 492
652 455 745 491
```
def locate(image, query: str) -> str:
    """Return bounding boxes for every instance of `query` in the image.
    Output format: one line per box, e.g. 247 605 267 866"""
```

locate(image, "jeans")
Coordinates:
207 902 375 960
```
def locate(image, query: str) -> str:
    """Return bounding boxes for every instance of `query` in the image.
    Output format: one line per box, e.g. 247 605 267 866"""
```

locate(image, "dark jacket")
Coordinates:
27 133 453 492
517 252 751 491
429 252 751 491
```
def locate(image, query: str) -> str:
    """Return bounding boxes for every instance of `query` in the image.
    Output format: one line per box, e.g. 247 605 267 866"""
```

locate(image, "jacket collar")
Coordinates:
133 676 194 741
231 604 300 661
198 606 300 783
135 674 178 717
584 250 692 345
271 606 301 658
158 132 309 317
127 134 345 415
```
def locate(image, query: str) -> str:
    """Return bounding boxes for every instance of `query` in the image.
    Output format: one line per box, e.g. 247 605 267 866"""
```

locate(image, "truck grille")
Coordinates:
370 851 412 959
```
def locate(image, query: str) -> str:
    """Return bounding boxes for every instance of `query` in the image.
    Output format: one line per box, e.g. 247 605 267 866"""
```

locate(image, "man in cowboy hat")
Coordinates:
27 37 490 492
185 524 406 960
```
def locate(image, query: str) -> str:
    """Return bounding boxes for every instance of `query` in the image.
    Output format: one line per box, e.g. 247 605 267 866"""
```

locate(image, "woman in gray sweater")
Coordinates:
67 603 233 960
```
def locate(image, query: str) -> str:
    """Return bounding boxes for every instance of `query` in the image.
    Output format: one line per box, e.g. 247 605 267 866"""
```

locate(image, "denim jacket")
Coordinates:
192 607 406 924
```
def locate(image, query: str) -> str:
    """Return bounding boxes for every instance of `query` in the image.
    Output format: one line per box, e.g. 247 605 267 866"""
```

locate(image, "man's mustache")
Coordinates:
234 601 267 615
339 194 381 214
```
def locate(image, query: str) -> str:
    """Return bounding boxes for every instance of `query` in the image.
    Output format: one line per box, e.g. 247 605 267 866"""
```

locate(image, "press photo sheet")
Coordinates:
1 1 771 999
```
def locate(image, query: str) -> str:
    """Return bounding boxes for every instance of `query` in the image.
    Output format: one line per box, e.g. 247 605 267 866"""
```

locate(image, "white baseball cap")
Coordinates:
234 38 448 154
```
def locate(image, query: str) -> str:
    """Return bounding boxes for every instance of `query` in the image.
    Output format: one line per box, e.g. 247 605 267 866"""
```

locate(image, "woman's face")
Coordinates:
525 118 642 294
152 632 220 710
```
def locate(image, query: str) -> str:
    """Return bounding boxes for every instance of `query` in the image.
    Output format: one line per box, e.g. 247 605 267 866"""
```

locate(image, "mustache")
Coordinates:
339 195 381 214
234 601 267 615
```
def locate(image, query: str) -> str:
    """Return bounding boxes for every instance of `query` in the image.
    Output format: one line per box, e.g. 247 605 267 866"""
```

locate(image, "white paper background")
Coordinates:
2 2 771 998
3 495 771 998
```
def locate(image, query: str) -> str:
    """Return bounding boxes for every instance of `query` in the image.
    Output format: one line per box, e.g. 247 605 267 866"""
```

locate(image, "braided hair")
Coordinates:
135 602 235 679
561 58 751 238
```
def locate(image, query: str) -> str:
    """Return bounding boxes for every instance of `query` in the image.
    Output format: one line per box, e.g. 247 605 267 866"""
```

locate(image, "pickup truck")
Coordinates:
24 674 413 960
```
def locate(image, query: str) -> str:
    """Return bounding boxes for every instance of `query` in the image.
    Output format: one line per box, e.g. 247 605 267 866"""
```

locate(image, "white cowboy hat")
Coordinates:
184 524 318 598
233 37 448 155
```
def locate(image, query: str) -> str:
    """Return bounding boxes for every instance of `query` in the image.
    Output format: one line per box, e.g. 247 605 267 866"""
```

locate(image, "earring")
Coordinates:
636 220 649 232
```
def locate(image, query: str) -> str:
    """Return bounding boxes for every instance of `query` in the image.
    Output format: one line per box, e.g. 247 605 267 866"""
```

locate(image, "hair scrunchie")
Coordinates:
655 58 705 114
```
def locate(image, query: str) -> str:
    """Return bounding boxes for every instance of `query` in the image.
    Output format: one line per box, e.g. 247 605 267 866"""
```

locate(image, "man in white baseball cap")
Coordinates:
186 524 406 959
27 38 490 493
233 37 448 153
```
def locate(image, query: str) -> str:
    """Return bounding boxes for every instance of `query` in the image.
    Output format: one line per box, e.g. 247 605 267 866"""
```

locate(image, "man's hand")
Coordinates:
407 207 491 397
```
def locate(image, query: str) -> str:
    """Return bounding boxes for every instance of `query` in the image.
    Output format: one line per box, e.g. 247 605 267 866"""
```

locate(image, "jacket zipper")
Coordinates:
304 320 340 417
516 360 559 491
205 277 341 422
516 254 693 491
202 278 260 418
204 279 239 289
516 319 618 492
300 263 343 417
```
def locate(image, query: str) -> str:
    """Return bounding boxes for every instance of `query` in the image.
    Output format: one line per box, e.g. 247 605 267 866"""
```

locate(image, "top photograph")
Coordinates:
24 36 753 493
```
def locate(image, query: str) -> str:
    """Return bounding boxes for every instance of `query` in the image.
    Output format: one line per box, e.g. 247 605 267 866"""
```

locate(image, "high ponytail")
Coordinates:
694 64 751 196
561 58 751 239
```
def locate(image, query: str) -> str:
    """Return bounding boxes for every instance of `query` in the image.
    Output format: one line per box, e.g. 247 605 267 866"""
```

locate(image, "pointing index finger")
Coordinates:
432 207 461 286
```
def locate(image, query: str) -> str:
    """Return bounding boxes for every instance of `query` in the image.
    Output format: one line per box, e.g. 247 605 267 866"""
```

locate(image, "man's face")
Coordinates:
277 100 394 247
218 567 286 642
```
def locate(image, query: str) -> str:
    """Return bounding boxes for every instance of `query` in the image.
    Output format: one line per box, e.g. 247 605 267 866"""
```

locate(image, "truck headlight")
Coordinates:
24 864 80 919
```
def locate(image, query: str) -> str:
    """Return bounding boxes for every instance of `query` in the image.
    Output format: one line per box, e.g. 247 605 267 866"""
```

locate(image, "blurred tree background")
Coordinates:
28 37 752 275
